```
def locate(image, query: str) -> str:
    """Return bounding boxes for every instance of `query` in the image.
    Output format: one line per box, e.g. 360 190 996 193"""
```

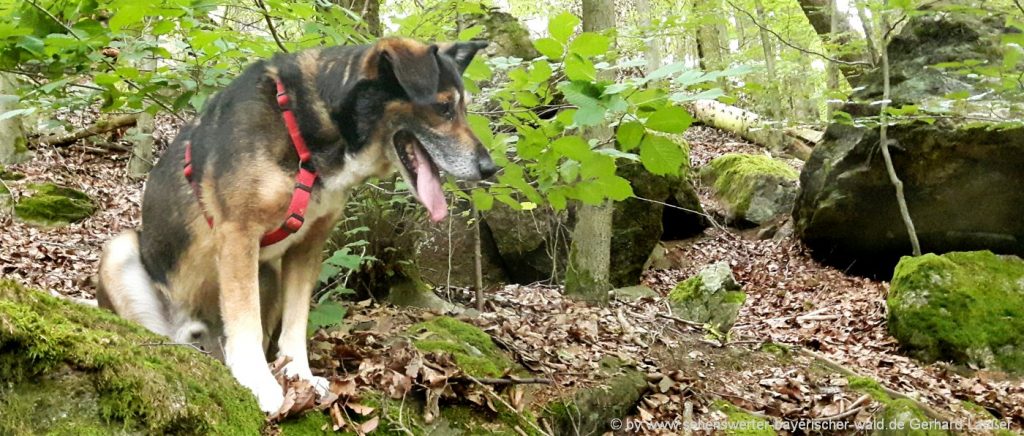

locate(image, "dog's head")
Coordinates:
362 38 495 222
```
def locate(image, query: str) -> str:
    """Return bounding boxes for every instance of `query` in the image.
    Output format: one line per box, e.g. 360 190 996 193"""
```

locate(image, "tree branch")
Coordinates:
25 0 185 121
724 0 871 67
254 0 290 53
36 114 139 148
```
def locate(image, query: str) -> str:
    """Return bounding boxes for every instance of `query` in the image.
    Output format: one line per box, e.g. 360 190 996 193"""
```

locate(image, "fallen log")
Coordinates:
36 114 138 148
686 100 817 160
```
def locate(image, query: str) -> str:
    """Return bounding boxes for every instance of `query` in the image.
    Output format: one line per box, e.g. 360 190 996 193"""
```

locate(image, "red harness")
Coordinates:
183 79 318 247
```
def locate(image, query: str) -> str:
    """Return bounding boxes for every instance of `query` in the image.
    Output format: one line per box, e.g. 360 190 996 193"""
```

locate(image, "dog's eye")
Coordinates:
434 101 455 120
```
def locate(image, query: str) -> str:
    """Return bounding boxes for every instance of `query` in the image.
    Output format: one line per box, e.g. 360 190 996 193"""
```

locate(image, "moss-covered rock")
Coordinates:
712 401 777 435
14 183 96 226
873 399 951 436
543 357 648 436
701 154 799 226
887 251 1024 374
0 279 264 434
408 316 512 378
669 262 746 332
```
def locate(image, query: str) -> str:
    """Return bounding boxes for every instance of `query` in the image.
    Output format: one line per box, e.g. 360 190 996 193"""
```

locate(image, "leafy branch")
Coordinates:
724 0 871 67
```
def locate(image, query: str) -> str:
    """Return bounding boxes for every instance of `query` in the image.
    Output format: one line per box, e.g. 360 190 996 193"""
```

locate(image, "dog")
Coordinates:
96 37 495 413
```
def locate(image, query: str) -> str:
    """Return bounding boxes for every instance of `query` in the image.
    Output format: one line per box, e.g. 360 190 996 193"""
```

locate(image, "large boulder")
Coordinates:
668 262 745 333
887 251 1024 374
794 121 1024 273
483 162 707 287
700 153 799 226
847 9 1021 116
0 279 264 434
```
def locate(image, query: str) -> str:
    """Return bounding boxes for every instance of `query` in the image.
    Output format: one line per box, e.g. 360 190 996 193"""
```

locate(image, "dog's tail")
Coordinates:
97 230 183 339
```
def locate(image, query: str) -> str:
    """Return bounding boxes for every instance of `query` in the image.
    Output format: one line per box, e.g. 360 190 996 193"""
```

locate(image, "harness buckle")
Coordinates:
282 213 304 234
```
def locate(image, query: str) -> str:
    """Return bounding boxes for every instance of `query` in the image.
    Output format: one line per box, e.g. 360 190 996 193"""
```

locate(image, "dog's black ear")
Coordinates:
441 40 490 74
376 41 440 104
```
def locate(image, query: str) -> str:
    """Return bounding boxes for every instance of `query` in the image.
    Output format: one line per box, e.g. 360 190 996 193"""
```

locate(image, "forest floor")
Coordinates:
1 122 1021 435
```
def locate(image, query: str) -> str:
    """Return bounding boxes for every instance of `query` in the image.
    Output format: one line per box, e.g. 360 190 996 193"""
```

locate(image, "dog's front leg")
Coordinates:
277 231 330 395
217 221 283 413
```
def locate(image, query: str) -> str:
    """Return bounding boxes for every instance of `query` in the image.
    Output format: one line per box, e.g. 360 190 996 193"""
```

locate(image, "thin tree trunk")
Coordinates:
796 0 870 85
0 74 28 164
754 0 780 120
854 0 879 65
877 6 921 256
566 0 617 303
826 0 841 118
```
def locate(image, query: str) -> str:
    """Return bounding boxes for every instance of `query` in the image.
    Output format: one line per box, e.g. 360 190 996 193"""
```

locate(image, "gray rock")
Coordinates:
794 121 1024 273
668 262 746 332
609 285 659 302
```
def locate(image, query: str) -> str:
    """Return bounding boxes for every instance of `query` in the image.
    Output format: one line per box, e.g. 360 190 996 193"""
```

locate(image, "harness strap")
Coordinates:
183 78 319 247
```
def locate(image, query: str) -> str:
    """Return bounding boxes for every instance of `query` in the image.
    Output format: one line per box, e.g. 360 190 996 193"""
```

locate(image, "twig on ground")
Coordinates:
453 376 552 386
466 374 551 436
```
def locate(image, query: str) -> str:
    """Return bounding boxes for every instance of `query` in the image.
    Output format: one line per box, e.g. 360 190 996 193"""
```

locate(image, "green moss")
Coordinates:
874 399 949 436
279 411 333 435
887 251 1024 373
701 154 799 223
0 279 264 434
543 365 647 435
669 276 701 303
848 376 894 404
13 183 96 226
0 164 25 180
409 317 511 378
712 401 777 435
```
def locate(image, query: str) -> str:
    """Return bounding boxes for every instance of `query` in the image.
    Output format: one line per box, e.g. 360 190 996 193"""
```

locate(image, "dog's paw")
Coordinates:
250 377 286 414
281 360 330 397
232 363 285 413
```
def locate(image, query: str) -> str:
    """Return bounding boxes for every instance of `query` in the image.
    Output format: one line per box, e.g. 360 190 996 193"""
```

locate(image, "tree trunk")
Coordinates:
0 74 29 164
565 0 616 303
796 0 870 84
332 0 380 37
826 0 841 118
128 112 155 178
696 0 729 73
754 0 780 120
853 0 879 65
687 100 817 160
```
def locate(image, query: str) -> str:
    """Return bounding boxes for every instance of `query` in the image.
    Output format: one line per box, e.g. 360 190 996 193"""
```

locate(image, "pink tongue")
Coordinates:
413 145 448 222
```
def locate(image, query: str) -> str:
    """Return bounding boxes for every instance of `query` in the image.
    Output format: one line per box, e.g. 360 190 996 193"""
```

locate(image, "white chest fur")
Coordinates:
258 149 393 261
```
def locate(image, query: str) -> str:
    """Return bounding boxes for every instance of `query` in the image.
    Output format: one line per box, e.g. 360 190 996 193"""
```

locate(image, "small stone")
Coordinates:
668 262 746 332
609 285 659 302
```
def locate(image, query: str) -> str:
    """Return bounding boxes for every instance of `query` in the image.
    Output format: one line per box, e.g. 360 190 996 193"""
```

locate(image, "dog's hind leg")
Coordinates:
97 230 173 337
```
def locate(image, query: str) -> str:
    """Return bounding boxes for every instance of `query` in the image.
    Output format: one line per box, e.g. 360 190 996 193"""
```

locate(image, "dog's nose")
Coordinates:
477 147 497 179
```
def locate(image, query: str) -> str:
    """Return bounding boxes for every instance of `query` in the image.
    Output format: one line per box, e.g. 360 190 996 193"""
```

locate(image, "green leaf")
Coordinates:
565 54 596 81
458 25 485 41
639 135 685 176
533 37 564 60
944 90 970 100
644 105 692 133
552 135 591 161
616 121 645 150
467 114 493 147
152 20 175 36
647 61 688 81
568 32 610 57
109 4 146 31
472 188 494 211
529 61 553 83
574 105 605 127
16 36 44 56
308 301 347 333
549 12 581 44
